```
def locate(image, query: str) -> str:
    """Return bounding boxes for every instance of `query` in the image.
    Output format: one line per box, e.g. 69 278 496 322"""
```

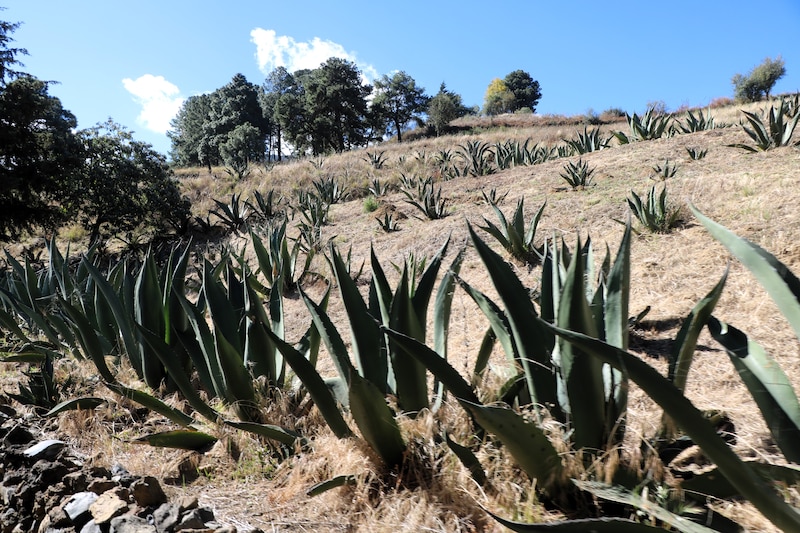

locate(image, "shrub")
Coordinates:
362 196 379 213
732 56 786 103
559 158 596 189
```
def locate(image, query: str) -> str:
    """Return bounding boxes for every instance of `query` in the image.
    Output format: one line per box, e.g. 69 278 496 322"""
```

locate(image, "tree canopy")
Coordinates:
483 78 516 116
732 56 786 103
371 71 429 142
427 83 469 136
1 14 189 243
503 69 541 113
70 120 191 245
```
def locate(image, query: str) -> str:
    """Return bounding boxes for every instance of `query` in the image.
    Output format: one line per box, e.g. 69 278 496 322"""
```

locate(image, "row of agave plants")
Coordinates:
3 199 800 531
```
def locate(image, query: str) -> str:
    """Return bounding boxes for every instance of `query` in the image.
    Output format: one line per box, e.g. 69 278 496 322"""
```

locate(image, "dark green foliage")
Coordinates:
169 74 269 169
0 74 82 240
69 120 191 245
402 176 448 219
627 185 682 233
427 83 470 136
732 56 786 103
503 69 542 113
371 71 429 142
613 107 673 144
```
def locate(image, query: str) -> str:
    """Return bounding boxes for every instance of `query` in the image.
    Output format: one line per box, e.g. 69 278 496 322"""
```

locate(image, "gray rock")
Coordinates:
23 440 66 460
109 515 157 533
63 491 98 526
130 476 166 507
152 503 180 532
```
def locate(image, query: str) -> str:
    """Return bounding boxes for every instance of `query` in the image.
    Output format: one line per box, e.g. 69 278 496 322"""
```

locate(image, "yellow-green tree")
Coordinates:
483 78 516 116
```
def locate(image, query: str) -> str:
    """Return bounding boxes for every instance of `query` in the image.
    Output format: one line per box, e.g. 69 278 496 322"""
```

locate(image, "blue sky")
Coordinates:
4 1 800 156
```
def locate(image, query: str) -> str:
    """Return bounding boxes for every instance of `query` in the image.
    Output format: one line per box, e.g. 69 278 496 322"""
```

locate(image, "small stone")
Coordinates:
89 491 129 524
109 515 157 533
23 440 66 460
130 476 166 507
3 424 34 446
152 503 180 532
87 479 117 494
63 491 98 526
176 496 198 512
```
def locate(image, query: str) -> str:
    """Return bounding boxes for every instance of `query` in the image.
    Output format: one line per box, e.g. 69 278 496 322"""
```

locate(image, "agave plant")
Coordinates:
210 193 250 232
456 140 495 176
686 147 708 160
613 107 673 144
627 185 682 233
311 175 349 204
363 150 389 169
402 176 449 220
651 159 679 180
564 126 611 154
729 97 800 152
678 108 716 133
375 212 400 233
245 189 284 224
368 177 389 197
478 197 545 265
559 158 596 189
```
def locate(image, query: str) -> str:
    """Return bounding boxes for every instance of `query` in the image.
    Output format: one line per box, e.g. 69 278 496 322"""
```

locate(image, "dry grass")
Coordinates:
6 99 800 531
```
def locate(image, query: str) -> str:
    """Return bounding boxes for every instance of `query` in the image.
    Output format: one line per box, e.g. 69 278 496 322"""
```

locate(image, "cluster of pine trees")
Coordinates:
167 61 542 168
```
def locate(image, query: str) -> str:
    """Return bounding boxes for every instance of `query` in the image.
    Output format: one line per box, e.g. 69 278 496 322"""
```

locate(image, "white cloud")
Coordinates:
122 74 185 134
250 28 378 82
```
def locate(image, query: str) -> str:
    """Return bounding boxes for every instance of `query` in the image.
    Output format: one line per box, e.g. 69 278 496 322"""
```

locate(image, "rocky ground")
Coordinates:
0 404 260 533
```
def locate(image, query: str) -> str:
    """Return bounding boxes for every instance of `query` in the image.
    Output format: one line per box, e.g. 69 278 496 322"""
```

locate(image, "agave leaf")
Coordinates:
306 475 357 497
431 248 465 410
388 266 428 413
104 382 196 427
382 328 480 405
462 401 563 491
455 276 517 366
544 322 800 532
329 245 386 391
267 329 353 439
348 371 406 466
692 205 800 342
57 297 116 382
707 317 800 462
485 514 667 532
84 260 141 377
173 291 227 400
44 397 106 417
412 235 450 328
223 420 301 447
299 288 356 384
574 481 715 533
468 225 558 416
473 327 496 386
668 269 728 391
0 351 46 363
134 251 166 389
555 236 606 450
132 430 217 451
135 325 221 423
443 430 486 485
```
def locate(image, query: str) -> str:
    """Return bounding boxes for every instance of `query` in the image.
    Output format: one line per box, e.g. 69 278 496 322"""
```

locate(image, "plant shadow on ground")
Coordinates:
630 317 716 359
